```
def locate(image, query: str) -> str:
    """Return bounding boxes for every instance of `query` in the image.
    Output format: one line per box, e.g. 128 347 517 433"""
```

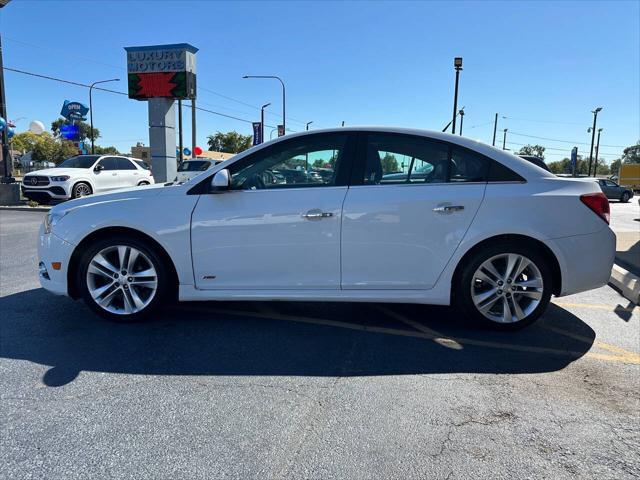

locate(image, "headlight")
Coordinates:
50 175 70 182
43 211 67 234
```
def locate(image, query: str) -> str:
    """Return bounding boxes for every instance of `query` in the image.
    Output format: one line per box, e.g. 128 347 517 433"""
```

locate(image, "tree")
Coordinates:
381 153 399 173
621 141 640 164
517 144 546 160
22 132 79 164
93 145 120 155
207 131 252 153
9 131 41 153
547 156 590 175
51 118 100 143
610 158 622 176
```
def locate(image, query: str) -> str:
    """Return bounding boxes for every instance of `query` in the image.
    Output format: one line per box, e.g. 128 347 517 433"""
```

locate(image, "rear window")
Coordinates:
178 160 211 172
133 160 150 170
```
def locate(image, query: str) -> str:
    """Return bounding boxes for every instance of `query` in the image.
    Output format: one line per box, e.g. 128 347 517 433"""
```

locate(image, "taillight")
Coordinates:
580 192 610 224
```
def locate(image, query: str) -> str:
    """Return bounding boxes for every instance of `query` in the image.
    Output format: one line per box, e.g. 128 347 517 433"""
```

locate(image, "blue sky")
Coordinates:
1 0 639 163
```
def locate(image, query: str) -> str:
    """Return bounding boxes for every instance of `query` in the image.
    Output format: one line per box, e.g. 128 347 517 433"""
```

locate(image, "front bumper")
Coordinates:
547 226 616 297
22 183 71 201
38 225 75 296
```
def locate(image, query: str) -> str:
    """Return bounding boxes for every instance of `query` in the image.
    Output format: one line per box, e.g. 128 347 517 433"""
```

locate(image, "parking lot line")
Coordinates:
179 305 640 365
553 301 637 313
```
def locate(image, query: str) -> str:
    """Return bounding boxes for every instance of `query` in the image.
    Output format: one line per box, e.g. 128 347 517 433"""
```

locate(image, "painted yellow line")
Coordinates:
553 301 637 313
180 305 639 365
541 324 640 363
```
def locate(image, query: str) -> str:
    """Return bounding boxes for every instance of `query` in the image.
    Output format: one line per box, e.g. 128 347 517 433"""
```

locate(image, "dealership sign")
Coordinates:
124 43 198 100
60 100 89 122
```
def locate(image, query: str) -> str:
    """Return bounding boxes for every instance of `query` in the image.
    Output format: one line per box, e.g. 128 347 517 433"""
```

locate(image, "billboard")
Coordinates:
124 43 198 100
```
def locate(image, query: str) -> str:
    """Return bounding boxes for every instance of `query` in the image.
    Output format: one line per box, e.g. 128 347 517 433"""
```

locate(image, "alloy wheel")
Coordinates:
470 253 544 324
86 245 158 315
74 184 91 198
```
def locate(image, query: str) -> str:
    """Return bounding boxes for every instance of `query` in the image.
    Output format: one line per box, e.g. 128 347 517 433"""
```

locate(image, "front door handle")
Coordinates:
433 204 465 214
302 209 334 220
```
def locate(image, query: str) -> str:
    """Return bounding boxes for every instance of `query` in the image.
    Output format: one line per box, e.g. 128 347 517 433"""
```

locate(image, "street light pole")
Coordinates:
451 57 463 135
306 121 313 131
593 128 603 177
503 128 508 150
260 102 271 144
243 75 286 134
587 107 602 176
458 108 465 136
89 78 119 154
492 113 498 146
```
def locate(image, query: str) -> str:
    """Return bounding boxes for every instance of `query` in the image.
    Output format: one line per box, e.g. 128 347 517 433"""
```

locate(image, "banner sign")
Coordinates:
60 100 89 121
277 124 285 137
252 122 262 146
570 147 578 167
124 43 198 100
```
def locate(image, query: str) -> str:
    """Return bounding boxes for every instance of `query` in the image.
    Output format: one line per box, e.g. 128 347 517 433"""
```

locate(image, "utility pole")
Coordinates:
451 57 463 135
502 128 508 150
492 113 498 146
587 107 602 176
0 33 13 183
593 128 602 177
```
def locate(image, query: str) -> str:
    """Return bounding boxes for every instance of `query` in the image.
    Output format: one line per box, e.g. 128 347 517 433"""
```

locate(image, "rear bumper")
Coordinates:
548 226 616 296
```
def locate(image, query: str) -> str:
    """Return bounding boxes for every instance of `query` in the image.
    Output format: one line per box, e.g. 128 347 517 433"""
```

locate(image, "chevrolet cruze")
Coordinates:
38 128 615 330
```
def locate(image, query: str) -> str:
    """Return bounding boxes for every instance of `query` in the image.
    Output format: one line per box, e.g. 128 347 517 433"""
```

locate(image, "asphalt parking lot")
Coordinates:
1 209 638 479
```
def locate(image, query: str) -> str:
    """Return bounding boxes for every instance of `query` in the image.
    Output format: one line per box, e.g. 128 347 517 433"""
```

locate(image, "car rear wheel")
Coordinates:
72 182 92 199
138 180 150 186
620 192 630 203
77 236 169 322
456 243 553 330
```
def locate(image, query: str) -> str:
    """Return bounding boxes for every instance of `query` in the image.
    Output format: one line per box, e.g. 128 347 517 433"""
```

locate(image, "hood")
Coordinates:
50 183 168 216
24 168 87 177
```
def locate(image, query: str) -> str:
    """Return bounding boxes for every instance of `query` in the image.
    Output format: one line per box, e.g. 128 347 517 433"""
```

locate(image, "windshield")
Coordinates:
178 160 211 172
57 155 100 169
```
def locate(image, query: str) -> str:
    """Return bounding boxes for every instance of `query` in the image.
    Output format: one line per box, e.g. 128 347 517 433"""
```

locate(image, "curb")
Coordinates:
0 205 52 212
609 264 640 305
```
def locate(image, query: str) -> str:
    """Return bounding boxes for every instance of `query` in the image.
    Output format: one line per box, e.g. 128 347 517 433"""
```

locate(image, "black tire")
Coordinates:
455 242 553 331
620 192 630 203
72 182 93 199
76 235 170 322
138 181 150 186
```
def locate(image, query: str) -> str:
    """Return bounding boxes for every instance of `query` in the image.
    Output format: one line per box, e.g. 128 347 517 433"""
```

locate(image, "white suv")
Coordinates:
22 154 154 203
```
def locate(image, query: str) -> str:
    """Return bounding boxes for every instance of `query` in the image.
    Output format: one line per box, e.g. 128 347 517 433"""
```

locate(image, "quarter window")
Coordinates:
229 134 349 190
449 148 488 183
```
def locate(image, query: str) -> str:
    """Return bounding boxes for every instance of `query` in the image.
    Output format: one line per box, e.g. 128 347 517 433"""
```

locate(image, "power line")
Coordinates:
501 116 585 126
508 130 627 148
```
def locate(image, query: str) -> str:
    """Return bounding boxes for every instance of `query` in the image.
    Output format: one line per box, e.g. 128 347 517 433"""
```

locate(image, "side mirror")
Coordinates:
210 169 231 193
94 164 104 172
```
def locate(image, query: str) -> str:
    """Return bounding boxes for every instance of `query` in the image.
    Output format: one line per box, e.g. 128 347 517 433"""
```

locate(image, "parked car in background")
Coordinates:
175 159 221 183
597 178 634 203
618 163 640 192
38 128 614 331
518 155 551 172
22 155 154 204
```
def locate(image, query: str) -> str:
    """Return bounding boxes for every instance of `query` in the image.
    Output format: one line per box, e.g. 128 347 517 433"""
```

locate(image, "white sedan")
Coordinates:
38 128 615 330
22 154 154 203
175 159 221 183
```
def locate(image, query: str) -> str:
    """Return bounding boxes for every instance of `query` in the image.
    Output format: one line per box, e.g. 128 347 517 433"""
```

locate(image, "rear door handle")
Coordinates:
302 209 334 220
433 204 464 214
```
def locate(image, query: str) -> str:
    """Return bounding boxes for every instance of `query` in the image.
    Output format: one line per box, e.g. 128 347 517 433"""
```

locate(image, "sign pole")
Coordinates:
178 99 183 164
191 98 196 158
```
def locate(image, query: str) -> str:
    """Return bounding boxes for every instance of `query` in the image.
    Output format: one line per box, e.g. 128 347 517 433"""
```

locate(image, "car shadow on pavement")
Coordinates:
0 288 596 387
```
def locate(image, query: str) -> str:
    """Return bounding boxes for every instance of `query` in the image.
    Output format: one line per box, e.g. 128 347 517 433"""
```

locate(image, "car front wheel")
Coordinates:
72 182 92 199
77 236 169 322
457 243 553 330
